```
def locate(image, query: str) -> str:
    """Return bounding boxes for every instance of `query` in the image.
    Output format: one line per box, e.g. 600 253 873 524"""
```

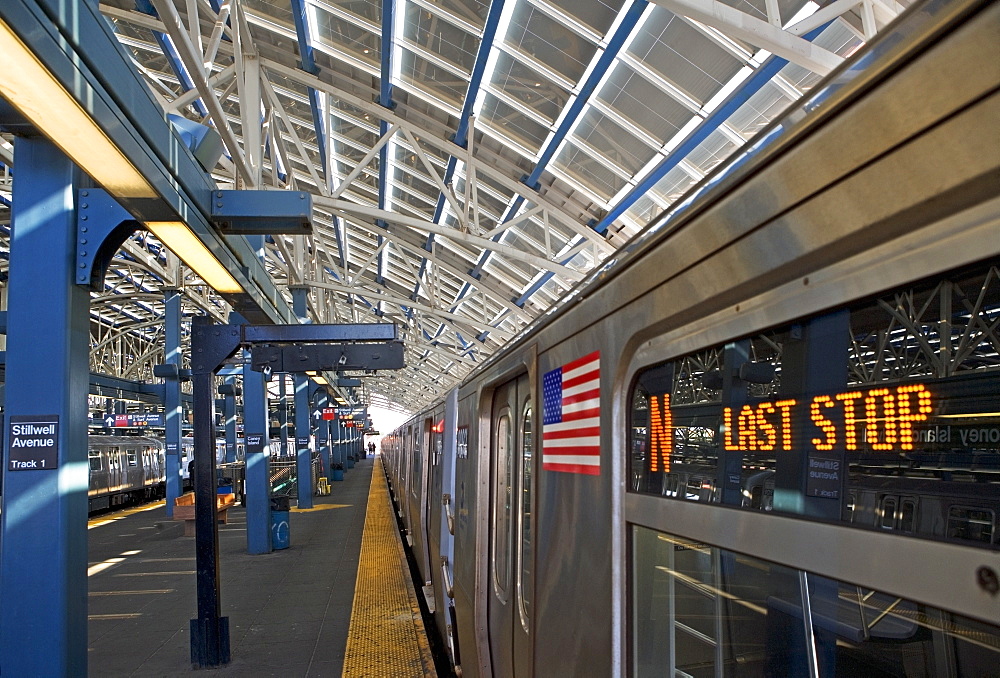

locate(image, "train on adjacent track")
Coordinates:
86 435 240 512
381 0 1000 675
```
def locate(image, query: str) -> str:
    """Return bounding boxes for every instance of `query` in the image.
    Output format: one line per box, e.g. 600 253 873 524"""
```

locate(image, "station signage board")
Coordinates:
8 415 59 471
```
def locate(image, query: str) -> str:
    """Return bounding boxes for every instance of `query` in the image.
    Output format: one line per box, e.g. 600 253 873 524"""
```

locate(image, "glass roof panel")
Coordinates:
507 0 597 84
555 140 628 199
479 93 551 151
492 51 570 123
571 109 657 176
598 66 694 144
544 0 621 35
424 0 491 26
628 8 745 104
312 7 381 66
312 0 383 27
403 4 481 72
399 51 470 108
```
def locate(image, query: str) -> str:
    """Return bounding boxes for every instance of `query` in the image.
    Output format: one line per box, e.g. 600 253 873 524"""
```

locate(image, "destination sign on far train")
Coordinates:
8 415 59 471
644 383 976 470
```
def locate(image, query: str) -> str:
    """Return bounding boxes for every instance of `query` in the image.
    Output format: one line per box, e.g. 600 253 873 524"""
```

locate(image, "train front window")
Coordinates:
628 261 1000 546
88 448 102 471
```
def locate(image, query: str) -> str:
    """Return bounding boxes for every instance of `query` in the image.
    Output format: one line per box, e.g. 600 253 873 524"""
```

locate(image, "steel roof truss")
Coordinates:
650 0 843 75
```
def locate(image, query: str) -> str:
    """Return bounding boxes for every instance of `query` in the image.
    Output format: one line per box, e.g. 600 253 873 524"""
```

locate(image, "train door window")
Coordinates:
899 498 917 533
126 450 138 467
517 401 533 632
948 506 995 544
845 493 856 523
89 448 102 471
411 430 422 501
493 410 513 598
879 496 897 529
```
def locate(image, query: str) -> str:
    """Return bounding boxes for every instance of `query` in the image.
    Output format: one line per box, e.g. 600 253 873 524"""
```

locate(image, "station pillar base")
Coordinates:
190 616 231 668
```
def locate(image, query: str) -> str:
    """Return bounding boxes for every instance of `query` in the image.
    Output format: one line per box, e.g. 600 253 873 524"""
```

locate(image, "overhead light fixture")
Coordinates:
0 20 245 297
312 376 328 385
0 19 157 199
145 222 243 294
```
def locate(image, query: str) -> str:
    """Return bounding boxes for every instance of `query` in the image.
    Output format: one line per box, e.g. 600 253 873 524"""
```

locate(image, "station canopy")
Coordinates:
0 0 909 413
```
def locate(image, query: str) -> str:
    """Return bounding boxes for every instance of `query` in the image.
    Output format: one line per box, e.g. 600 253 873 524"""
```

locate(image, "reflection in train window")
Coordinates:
518 401 533 633
879 496 897 530
493 412 513 599
900 498 917 533
948 506 995 544
126 450 138 467
88 448 102 471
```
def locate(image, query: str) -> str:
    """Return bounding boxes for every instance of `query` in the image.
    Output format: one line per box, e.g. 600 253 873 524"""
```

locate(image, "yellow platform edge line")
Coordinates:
343 458 437 677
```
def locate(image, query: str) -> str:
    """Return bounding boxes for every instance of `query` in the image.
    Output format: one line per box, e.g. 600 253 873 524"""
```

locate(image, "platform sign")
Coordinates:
806 452 841 499
8 415 59 471
322 408 336 420
246 434 265 454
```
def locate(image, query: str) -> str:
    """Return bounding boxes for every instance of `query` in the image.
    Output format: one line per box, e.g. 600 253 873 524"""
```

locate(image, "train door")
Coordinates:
878 494 918 533
108 446 123 493
488 373 533 677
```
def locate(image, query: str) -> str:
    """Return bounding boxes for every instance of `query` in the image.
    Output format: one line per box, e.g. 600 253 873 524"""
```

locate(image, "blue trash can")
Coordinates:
270 495 290 550
332 465 344 481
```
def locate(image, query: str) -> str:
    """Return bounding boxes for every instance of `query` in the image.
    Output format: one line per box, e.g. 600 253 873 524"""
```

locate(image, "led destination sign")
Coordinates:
647 384 937 470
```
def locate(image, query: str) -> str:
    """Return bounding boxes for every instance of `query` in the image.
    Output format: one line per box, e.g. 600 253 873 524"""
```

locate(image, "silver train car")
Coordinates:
87 435 167 512
382 0 1000 675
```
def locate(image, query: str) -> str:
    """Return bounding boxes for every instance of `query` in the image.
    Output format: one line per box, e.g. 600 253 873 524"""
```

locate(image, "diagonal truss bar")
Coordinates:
150 0 254 184
650 0 843 74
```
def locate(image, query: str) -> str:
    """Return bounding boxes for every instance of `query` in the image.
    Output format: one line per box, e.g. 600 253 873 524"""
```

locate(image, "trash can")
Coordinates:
270 495 290 550
332 465 344 482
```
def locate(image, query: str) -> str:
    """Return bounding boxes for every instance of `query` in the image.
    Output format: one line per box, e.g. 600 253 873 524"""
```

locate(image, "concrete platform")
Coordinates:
87 456 432 677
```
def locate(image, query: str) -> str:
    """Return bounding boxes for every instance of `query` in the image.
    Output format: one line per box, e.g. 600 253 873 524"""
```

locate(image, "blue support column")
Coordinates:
318 393 333 480
164 288 183 517
278 375 289 455
292 287 313 508
338 419 348 471
243 353 272 554
223 378 237 463
0 138 90 676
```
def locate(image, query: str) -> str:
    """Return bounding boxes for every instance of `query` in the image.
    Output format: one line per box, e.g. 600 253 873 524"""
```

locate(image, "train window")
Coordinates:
493 411 513 598
88 448 102 471
628 260 999 547
948 506 995 544
879 496 897 530
518 401 533 633
899 498 917 533
126 450 138 467
411 429 421 501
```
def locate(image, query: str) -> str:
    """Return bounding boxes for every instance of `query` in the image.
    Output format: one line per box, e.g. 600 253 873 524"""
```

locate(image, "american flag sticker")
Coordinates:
542 351 601 475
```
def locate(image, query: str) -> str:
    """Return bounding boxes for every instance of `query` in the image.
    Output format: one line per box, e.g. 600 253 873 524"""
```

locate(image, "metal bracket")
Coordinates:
76 189 142 290
210 190 313 235
249 341 404 373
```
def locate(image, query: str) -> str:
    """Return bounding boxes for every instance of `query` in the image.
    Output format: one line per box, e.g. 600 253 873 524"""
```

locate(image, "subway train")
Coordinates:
87 435 240 512
381 0 1000 676
87 435 168 512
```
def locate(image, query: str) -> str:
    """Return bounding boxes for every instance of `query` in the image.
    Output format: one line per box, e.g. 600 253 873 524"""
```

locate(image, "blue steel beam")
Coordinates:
408 0 506 328
135 0 210 119
376 0 397 289
513 27 830 311
290 0 328 181
468 1 646 281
